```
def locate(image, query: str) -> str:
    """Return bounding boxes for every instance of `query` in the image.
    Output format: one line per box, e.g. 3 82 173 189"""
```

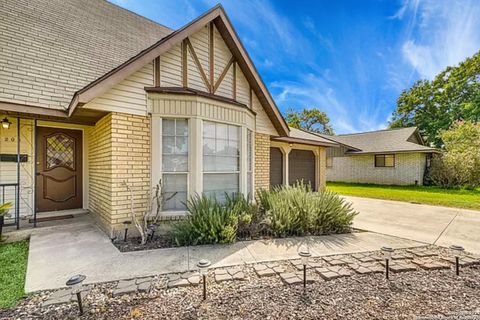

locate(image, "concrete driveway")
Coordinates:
347 196 480 254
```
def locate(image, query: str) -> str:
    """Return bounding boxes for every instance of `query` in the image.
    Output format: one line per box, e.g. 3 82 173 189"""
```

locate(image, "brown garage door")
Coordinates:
289 149 316 190
270 147 283 187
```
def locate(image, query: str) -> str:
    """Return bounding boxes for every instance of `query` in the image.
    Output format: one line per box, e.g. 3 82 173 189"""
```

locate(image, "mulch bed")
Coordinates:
2 248 480 320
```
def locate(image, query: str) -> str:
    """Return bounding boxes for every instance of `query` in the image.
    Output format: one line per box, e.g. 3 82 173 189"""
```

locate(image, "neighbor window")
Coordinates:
326 157 333 168
375 154 395 167
162 119 188 210
203 121 240 201
247 129 253 197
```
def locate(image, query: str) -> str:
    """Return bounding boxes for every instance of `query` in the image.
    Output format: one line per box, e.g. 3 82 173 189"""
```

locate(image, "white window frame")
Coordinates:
202 120 241 200
152 115 254 216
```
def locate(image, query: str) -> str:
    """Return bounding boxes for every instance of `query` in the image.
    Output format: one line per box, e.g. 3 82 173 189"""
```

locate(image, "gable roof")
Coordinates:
318 127 438 154
0 1 290 135
0 0 172 112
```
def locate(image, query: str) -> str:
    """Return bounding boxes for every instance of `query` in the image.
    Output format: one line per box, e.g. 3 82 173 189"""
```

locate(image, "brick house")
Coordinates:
0 0 337 234
320 127 438 185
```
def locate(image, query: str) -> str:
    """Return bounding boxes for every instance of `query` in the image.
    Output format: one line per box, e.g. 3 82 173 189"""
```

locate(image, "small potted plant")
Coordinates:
0 202 13 240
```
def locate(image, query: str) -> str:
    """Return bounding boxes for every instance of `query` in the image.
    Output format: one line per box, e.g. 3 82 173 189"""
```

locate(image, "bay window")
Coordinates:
162 118 188 210
203 121 240 201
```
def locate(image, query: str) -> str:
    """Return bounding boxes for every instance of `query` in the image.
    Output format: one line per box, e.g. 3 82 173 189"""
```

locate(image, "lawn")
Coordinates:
327 182 480 211
0 240 29 309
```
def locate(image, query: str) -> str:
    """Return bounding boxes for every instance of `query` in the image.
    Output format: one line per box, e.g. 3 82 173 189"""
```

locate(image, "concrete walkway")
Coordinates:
348 196 480 254
25 214 423 293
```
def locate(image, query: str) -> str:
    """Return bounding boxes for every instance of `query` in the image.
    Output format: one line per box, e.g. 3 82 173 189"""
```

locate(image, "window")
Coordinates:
162 119 188 211
247 130 253 197
46 133 75 170
326 157 333 168
375 154 395 167
203 121 240 201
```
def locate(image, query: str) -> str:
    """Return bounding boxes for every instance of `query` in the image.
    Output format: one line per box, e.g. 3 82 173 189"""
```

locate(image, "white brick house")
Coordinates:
321 127 438 185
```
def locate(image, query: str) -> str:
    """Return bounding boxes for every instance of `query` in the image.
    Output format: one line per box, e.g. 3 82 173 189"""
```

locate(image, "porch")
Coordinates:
0 116 92 232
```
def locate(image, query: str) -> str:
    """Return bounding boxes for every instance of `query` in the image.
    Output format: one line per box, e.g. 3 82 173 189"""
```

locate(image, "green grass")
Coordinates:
327 182 480 211
0 240 28 309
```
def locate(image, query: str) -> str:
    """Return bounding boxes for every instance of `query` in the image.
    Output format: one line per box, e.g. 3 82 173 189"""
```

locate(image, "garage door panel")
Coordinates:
270 147 283 187
289 149 316 190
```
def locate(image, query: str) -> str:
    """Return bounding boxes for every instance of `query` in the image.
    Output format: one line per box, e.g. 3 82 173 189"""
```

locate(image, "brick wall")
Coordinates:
254 133 270 191
88 114 113 231
88 112 151 234
327 152 427 185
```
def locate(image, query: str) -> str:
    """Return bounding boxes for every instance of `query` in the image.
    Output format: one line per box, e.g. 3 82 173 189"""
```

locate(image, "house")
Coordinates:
0 0 337 234
320 127 438 185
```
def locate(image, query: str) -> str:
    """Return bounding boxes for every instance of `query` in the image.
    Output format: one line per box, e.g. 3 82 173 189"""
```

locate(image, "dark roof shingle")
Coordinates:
0 0 172 110
319 127 437 154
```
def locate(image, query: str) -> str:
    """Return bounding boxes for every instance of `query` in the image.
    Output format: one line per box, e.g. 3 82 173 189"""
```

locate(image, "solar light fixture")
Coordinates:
123 220 131 241
298 247 311 289
450 245 465 276
381 246 394 280
66 274 86 315
1 117 11 129
197 259 211 300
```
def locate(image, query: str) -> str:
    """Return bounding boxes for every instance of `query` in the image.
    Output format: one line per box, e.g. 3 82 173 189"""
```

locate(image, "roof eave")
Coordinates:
271 136 339 147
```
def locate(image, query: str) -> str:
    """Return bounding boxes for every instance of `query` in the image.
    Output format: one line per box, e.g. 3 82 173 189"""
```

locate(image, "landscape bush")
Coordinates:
257 183 357 237
173 183 357 245
428 121 480 189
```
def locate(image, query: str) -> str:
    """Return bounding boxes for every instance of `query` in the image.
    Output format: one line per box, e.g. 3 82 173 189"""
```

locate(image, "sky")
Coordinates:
110 0 480 134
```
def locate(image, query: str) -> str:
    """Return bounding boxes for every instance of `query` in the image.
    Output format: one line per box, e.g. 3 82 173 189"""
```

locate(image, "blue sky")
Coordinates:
111 0 480 134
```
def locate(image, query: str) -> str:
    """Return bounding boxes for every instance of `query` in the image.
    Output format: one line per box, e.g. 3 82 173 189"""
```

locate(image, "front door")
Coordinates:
36 127 83 212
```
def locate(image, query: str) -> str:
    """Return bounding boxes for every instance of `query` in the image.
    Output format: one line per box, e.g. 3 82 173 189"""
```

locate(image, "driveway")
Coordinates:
346 196 480 254
25 213 423 293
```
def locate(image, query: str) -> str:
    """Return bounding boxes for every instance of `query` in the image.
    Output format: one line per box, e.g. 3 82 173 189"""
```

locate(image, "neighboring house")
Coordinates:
320 127 438 185
0 0 337 234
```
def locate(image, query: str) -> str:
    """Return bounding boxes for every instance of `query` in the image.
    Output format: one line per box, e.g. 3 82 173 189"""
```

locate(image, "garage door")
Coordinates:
288 149 316 190
269 147 283 187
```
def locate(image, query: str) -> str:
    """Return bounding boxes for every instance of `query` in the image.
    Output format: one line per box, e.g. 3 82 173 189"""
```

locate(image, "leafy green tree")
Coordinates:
285 108 334 135
428 121 480 189
390 51 480 147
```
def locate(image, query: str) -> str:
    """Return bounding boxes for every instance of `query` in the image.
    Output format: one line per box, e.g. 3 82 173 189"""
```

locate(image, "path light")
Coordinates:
381 247 394 280
450 245 465 276
66 274 86 315
123 221 131 241
197 259 211 300
298 246 311 289
1 117 11 129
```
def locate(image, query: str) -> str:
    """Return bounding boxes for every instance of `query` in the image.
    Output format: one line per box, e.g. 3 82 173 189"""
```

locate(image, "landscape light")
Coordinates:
298 246 312 289
197 259 211 300
450 245 465 276
66 274 86 315
381 247 394 280
123 220 131 241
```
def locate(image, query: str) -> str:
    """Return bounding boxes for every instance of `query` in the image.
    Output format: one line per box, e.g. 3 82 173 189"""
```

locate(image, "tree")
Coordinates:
285 108 334 135
390 50 480 147
428 121 480 189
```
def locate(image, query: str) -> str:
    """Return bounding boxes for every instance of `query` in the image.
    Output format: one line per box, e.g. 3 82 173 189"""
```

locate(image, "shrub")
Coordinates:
257 183 357 236
428 121 480 189
173 183 357 245
173 193 255 246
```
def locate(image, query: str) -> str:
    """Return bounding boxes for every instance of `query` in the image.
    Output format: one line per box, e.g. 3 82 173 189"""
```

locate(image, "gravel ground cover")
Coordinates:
2 247 479 320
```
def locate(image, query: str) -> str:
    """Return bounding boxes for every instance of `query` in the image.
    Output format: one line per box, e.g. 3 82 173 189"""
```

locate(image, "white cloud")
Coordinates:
398 0 480 79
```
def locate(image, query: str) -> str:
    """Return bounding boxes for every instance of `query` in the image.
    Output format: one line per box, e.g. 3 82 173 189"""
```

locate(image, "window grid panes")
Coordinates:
203 121 240 201
162 119 188 211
